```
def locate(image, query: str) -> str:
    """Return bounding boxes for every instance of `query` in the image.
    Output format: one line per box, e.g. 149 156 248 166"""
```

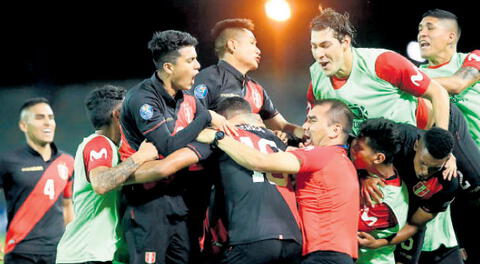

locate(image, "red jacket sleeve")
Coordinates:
375 51 431 97
462 50 480 70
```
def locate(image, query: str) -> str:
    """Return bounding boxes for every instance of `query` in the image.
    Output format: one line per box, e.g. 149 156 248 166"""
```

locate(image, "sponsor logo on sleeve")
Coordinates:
140 104 154 120
194 84 208 99
90 148 108 161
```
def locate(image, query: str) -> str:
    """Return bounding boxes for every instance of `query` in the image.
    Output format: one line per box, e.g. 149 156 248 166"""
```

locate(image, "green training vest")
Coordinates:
422 205 458 252
358 181 409 264
310 47 418 134
420 53 480 148
56 134 127 263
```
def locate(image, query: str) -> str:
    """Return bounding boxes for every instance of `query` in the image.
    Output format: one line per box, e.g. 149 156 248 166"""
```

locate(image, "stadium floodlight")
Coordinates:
406 41 426 63
265 0 291 22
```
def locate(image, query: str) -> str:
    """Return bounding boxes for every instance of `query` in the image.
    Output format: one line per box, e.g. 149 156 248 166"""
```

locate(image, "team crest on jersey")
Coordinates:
413 181 430 197
57 163 69 181
90 148 107 161
145 251 156 263
194 84 208 99
139 104 154 120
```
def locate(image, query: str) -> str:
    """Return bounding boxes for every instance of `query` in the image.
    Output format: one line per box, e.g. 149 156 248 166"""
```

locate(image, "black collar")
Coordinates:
25 142 58 162
150 72 184 106
218 60 249 85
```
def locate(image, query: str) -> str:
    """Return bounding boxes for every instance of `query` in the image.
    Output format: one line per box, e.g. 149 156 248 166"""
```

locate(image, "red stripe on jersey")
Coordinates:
427 60 451 69
416 98 429 129
5 154 74 254
173 94 197 134
462 50 480 70
375 51 431 97
358 204 397 232
119 125 136 161
63 179 73 198
245 81 265 114
142 119 168 135
83 136 114 182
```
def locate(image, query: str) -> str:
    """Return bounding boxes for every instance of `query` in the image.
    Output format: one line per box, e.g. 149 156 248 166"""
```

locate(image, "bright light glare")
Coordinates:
406 41 426 62
265 0 291 22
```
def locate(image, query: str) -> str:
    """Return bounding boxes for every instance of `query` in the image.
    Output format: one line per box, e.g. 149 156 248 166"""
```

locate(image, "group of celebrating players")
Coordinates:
1 6 479 264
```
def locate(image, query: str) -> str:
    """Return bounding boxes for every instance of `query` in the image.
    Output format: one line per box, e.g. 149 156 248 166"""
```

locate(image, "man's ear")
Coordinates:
226 39 237 54
373 152 386 165
19 120 27 133
414 140 419 152
162 62 175 75
112 109 121 121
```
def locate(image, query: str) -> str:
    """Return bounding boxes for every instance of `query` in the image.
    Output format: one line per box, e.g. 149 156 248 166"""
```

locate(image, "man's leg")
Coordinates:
419 245 464 264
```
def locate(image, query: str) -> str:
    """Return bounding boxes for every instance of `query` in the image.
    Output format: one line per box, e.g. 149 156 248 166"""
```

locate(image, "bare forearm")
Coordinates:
128 149 198 184
62 199 74 225
424 80 450 130
217 137 269 172
91 158 140 194
435 67 480 95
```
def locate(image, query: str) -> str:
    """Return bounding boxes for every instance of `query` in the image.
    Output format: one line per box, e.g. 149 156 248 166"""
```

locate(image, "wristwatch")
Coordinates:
213 131 225 146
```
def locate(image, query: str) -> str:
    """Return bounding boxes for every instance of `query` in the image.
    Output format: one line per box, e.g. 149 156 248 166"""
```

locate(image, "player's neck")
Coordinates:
370 163 395 180
427 48 455 66
157 72 178 97
334 48 353 79
96 125 120 146
221 57 250 76
27 139 52 161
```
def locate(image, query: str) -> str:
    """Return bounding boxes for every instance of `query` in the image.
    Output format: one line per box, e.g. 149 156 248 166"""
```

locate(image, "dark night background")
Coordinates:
0 0 478 155
0 0 478 244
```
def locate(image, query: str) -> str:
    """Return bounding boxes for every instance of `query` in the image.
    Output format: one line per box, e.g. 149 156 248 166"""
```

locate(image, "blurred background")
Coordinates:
0 0 478 256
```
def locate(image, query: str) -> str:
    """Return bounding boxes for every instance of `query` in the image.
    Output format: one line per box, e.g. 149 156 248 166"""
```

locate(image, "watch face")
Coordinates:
215 131 225 140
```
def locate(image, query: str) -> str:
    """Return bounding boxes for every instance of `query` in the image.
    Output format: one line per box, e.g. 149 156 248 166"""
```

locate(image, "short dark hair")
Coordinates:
211 18 255 57
148 30 198 70
358 118 401 164
216 97 252 119
422 9 461 40
314 99 353 137
310 8 356 42
84 85 126 129
19 97 50 120
422 127 454 159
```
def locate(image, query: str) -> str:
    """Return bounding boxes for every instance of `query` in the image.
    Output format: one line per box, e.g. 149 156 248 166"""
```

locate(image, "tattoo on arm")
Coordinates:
455 66 480 82
92 158 139 193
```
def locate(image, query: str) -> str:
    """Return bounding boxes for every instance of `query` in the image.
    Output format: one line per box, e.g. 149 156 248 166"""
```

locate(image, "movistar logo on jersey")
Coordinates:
90 148 108 161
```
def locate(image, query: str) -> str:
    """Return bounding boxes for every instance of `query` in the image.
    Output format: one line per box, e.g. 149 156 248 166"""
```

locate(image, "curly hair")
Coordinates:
211 18 255 57
358 118 402 164
85 85 126 129
310 8 356 42
423 127 454 159
148 30 198 70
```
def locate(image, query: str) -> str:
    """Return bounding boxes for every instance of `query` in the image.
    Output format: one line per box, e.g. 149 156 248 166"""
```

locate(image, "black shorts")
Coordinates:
4 252 56 264
419 245 464 264
221 239 301 264
395 228 425 264
122 199 190 264
301 250 354 264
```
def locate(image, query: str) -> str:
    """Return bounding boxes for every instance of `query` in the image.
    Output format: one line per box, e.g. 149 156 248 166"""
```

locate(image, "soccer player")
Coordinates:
195 97 303 264
358 123 463 264
306 8 450 133
0 98 74 263
197 99 359 264
119 30 227 264
193 18 304 139
417 10 480 263
350 118 409 264
56 85 159 264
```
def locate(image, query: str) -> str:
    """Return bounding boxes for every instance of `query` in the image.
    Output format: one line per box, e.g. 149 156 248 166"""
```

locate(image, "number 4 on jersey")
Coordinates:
43 179 55 200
